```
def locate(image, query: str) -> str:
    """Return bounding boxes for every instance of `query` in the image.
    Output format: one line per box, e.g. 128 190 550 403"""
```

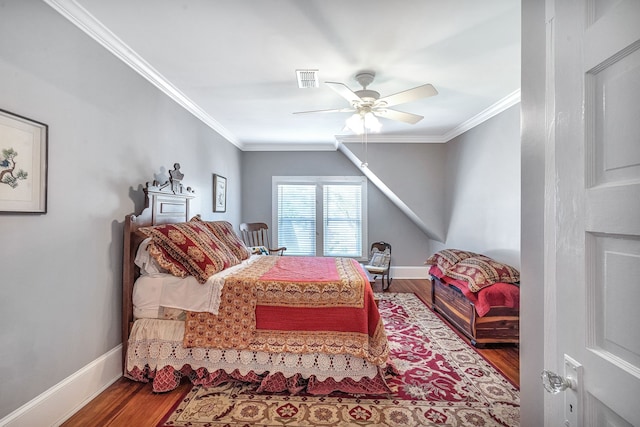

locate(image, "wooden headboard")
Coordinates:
121 163 195 369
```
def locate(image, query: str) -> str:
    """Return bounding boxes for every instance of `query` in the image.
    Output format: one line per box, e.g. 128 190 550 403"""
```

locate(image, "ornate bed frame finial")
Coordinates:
147 163 194 196
169 163 185 193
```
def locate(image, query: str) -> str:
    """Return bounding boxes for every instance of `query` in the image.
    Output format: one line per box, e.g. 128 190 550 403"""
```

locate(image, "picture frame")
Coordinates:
213 174 227 212
0 109 48 213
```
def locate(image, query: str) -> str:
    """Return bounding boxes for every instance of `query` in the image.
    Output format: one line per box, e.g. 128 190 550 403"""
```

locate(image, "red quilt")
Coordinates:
429 265 519 317
184 256 389 365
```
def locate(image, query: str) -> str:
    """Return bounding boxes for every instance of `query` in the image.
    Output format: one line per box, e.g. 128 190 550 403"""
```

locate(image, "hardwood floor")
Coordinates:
61 279 519 427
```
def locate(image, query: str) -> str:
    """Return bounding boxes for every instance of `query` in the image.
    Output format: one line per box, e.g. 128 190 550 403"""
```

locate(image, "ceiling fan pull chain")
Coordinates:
361 126 369 168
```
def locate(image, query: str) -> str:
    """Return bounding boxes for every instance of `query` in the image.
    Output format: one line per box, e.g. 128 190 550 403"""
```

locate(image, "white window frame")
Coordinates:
272 176 368 259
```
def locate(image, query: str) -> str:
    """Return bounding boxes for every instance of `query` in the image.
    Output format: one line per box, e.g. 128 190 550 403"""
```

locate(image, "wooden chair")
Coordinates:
239 222 286 255
363 241 392 291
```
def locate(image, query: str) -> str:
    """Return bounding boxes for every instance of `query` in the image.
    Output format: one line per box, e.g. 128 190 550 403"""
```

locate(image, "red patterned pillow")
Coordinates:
424 249 478 271
446 256 520 292
139 221 234 284
190 217 250 262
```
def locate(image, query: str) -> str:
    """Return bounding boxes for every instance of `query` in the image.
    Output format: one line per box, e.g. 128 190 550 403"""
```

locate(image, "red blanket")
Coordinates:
429 265 519 317
184 256 389 365
259 256 341 282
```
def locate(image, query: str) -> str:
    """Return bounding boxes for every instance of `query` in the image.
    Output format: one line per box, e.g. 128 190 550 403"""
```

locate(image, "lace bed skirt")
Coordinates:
126 318 394 394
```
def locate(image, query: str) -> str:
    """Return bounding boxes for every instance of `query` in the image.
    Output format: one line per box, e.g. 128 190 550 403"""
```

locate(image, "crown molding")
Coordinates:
43 0 243 150
241 141 339 152
440 89 521 141
335 134 448 144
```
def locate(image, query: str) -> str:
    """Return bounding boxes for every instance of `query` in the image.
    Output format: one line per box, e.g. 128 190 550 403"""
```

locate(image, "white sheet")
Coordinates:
133 255 261 319
134 237 166 275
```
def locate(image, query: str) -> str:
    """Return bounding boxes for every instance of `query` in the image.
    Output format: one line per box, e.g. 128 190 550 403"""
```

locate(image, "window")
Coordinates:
273 176 367 258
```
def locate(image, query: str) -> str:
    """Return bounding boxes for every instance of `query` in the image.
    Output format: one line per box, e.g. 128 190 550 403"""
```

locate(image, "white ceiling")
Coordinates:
48 0 521 150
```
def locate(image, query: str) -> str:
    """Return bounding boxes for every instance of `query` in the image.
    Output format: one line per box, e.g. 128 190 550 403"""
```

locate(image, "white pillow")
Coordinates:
134 238 167 275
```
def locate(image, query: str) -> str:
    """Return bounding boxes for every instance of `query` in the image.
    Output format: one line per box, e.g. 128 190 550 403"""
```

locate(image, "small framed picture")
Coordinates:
0 109 48 213
213 174 227 212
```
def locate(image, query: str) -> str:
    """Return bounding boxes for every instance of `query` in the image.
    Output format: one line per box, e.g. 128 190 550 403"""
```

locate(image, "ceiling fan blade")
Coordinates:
293 107 355 115
377 84 438 107
375 108 424 124
325 82 362 104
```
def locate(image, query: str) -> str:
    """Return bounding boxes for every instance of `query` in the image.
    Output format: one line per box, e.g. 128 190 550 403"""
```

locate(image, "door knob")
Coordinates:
541 370 575 394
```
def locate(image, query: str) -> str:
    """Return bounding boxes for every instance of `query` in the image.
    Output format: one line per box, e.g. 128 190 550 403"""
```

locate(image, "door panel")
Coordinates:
591 48 640 186
589 235 640 373
551 0 640 425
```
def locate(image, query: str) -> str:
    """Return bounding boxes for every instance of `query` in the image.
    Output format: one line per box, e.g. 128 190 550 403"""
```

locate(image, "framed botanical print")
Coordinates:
0 109 48 213
213 174 227 212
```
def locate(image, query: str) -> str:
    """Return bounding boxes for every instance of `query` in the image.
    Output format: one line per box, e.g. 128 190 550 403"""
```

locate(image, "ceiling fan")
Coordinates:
293 71 438 132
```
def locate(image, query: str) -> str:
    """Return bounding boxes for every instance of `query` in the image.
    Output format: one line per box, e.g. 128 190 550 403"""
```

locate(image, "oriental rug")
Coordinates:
158 293 519 426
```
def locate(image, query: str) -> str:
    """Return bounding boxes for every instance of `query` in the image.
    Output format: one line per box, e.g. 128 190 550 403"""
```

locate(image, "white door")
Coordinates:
547 0 640 425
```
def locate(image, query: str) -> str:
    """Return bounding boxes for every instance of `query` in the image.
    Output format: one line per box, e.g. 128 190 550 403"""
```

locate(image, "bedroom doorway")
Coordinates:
544 0 640 425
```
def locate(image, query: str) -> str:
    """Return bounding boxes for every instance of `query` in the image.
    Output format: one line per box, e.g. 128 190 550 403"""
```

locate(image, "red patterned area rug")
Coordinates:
158 293 519 426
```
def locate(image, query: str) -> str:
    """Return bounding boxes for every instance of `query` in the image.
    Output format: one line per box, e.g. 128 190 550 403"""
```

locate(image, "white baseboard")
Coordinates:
389 265 429 279
0 345 122 427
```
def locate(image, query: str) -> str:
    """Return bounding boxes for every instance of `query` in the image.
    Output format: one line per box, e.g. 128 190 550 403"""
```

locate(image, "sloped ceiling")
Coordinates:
45 0 521 150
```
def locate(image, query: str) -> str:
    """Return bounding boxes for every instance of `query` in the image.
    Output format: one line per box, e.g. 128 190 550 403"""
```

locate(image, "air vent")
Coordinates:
296 69 319 88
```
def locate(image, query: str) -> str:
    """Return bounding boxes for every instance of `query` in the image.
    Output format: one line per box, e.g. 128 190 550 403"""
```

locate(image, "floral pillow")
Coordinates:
139 221 234 284
191 217 250 262
446 256 520 292
424 249 478 273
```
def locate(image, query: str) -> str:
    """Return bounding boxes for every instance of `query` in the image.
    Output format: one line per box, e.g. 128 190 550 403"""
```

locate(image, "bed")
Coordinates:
425 249 520 347
122 164 393 394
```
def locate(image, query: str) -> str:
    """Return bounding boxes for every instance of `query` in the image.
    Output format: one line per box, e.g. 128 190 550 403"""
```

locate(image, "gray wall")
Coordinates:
241 148 442 266
437 104 521 268
0 1 241 418
344 142 448 243
241 151 358 224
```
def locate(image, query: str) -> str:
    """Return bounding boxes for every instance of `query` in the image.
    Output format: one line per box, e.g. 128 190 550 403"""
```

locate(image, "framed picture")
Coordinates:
213 174 227 212
0 109 48 213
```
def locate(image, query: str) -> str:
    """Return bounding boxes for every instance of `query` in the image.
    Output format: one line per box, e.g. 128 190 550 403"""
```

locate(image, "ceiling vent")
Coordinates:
296 69 319 88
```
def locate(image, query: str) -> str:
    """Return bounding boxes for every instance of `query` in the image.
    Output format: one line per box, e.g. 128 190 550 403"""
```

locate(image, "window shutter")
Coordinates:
323 184 362 257
277 184 316 256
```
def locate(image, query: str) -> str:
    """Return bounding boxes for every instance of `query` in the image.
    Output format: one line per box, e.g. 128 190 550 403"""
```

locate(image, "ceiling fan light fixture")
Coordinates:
345 113 365 134
344 110 381 135
363 112 382 133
